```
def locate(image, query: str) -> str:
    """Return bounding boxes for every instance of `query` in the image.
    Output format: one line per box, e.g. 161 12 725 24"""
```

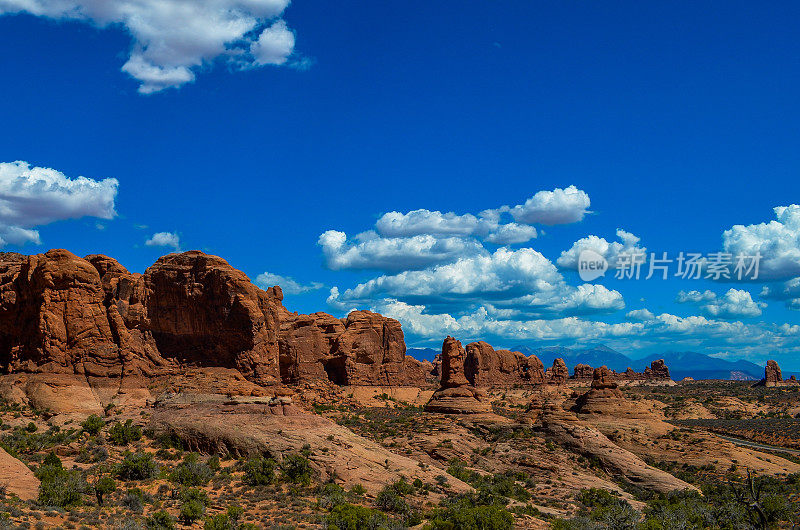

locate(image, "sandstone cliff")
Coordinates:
0 250 425 388
425 336 490 414
463 341 545 387
570 359 672 383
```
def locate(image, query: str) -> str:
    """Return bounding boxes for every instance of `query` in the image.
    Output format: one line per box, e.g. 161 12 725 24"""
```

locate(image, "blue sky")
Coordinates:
0 1 799 367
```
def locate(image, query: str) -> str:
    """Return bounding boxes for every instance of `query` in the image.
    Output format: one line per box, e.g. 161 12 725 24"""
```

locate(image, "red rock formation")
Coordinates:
0 249 428 388
765 360 783 387
0 447 38 501
546 358 569 384
425 337 490 414
591 366 620 392
573 366 628 414
573 364 594 380
568 360 672 383
463 341 545 387
643 359 670 380
278 309 429 386
754 360 796 388
279 311 345 383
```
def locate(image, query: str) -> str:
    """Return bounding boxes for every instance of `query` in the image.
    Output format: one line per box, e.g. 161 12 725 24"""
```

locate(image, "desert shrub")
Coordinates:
115 519 145 530
179 487 210 507
75 441 109 463
81 415 105 435
145 510 175 530
180 499 205 524
281 453 313 485
318 483 347 509
1 425 80 456
376 486 408 514
36 467 86 508
156 432 183 450
25 421 37 433
170 452 213 486
350 484 367 496
115 451 158 481
203 506 247 530
579 488 620 509
35 453 87 508
207 455 221 471
94 475 117 505
109 420 142 445
324 503 393 530
121 488 152 513
425 505 513 530
446 461 530 503
242 455 276 486
204 514 232 530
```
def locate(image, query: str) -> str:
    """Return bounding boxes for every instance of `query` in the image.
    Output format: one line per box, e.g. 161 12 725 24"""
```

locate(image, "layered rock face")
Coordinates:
425 337 490 414
569 360 672 383
0 250 425 388
643 359 670 380
756 360 798 388
573 363 594 380
546 358 569 384
765 360 783 387
463 341 545 387
278 309 430 386
573 366 661 419
0 250 282 384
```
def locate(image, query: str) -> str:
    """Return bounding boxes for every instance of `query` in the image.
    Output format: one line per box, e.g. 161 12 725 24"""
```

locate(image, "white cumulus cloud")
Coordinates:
626 308 655 321
761 277 800 311
677 288 765 319
0 0 297 93
722 204 800 280
328 247 624 318
145 231 181 251
318 230 487 272
375 208 538 244
557 228 646 269
507 185 591 225
255 271 322 295
0 160 118 247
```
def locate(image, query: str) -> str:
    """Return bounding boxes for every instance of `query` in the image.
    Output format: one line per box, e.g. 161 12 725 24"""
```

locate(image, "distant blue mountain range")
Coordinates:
406 343 772 381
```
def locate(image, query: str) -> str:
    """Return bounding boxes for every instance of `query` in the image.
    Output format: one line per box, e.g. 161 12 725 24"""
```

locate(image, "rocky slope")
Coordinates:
0 446 38 501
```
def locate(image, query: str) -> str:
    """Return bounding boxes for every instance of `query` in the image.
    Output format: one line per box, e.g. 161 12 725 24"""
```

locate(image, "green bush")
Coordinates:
425 505 513 530
146 510 176 530
324 503 391 530
180 487 210 507
0 425 80 457
376 486 409 514
109 419 142 445
204 506 246 530
25 421 37 433
180 499 205 524
121 487 152 513
94 475 116 505
242 455 276 486
115 451 158 481
318 483 347 509
81 415 106 435
170 452 213 486
350 484 367 496
281 453 313 485
36 456 86 508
